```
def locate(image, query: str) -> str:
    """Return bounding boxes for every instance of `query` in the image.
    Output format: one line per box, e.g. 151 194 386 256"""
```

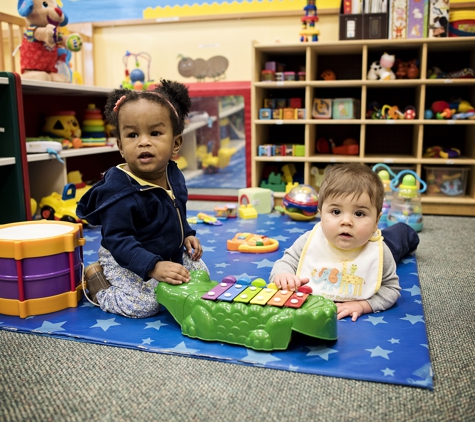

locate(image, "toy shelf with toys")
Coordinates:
251 38 475 216
0 74 220 225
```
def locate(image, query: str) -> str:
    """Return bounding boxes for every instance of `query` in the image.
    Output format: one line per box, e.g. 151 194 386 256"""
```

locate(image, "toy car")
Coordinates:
39 183 88 224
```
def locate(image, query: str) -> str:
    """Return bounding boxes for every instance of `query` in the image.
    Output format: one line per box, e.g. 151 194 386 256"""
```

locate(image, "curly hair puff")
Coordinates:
104 79 191 138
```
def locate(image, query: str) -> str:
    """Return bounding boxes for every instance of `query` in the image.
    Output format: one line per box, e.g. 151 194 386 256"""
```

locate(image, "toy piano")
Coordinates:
155 270 337 351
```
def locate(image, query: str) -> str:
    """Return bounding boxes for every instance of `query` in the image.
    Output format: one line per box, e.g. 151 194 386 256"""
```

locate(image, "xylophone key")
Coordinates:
284 291 309 308
202 281 234 301
268 290 294 308
217 283 246 302
233 285 262 304
250 287 278 305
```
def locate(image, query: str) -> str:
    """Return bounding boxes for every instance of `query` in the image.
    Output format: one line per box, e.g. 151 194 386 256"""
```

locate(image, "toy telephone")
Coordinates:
227 232 279 254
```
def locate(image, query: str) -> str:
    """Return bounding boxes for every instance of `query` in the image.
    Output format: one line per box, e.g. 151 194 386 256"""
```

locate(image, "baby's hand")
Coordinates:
149 261 190 285
184 236 203 261
336 300 371 321
273 274 309 291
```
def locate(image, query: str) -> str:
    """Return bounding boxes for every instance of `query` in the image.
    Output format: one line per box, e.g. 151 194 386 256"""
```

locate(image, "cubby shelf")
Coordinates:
251 38 475 216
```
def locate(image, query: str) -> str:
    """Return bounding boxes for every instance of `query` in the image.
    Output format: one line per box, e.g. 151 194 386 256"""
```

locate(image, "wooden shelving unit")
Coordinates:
251 38 475 216
0 75 220 224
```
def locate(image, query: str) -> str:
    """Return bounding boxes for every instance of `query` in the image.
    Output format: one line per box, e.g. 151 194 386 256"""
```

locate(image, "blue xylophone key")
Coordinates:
217 283 246 302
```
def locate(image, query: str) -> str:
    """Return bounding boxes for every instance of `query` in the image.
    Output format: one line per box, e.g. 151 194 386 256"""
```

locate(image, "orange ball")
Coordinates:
72 137 83 148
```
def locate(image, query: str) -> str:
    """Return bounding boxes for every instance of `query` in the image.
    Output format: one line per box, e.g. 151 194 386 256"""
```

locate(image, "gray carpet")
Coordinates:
1 215 474 422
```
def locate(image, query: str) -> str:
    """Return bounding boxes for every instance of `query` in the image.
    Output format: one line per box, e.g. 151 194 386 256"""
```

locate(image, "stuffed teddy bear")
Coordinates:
17 0 82 82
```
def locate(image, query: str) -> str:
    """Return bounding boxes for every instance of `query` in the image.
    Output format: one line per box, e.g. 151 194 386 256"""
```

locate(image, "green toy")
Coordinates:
155 270 338 351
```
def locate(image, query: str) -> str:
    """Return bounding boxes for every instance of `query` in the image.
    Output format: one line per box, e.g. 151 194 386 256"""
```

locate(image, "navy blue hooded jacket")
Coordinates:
77 161 196 280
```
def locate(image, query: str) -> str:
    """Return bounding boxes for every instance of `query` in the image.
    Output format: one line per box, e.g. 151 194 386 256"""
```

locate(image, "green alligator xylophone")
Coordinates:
155 270 337 351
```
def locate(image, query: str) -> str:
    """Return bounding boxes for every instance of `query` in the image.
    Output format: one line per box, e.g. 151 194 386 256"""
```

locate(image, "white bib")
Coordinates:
296 223 383 301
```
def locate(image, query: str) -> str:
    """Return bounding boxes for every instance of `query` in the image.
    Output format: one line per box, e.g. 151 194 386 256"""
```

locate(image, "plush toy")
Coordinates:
17 0 82 82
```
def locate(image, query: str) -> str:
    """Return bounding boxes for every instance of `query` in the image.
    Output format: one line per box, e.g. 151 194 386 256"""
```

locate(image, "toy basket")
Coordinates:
449 11 475 37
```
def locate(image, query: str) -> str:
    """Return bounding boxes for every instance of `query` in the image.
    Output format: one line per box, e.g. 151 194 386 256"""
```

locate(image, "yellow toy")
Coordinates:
238 204 258 219
196 144 236 174
17 0 82 82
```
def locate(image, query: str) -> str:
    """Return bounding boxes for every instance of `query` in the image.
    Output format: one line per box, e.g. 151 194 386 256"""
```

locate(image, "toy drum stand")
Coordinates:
0 221 85 318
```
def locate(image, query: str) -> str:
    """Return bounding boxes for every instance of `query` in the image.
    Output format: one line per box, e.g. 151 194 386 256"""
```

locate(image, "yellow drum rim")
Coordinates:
0 221 85 260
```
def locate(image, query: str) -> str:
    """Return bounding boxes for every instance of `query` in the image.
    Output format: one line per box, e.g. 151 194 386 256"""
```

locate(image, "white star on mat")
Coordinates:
84 235 99 242
241 350 281 365
382 367 395 376
272 235 290 242
287 227 306 234
421 344 429 349
365 345 393 359
141 338 153 345
207 239 217 243
364 316 387 326
306 345 338 361
226 228 240 233
145 320 167 330
403 285 421 296
83 249 96 256
80 301 96 308
196 228 212 235
267 213 281 219
400 314 425 324
171 341 199 354
263 221 275 225
216 271 224 274
33 321 67 333
252 259 275 268
388 338 400 344
289 365 299 371
255 229 268 233
202 245 216 253
90 318 121 332
414 299 422 304
215 262 231 268
284 221 298 225
402 257 415 264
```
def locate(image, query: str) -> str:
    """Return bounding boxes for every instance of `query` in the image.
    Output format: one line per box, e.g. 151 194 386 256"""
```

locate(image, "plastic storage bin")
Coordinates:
425 166 469 196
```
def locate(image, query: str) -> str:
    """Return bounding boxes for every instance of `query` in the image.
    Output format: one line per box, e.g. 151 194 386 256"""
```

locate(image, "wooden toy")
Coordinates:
332 98 360 119
227 232 279 253
0 221 85 318
300 0 320 42
155 270 337 351
312 99 332 119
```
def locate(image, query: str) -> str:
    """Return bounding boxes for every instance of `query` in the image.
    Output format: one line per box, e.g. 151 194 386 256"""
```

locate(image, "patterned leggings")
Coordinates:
95 246 210 318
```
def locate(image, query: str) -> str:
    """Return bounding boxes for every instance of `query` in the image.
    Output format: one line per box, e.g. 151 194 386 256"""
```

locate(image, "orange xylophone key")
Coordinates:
268 289 294 308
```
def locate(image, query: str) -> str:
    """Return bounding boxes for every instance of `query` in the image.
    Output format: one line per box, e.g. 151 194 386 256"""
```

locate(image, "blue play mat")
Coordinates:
0 213 432 389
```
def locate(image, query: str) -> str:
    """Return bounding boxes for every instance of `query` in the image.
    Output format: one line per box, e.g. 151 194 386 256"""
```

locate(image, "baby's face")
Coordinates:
319 193 380 250
117 98 181 184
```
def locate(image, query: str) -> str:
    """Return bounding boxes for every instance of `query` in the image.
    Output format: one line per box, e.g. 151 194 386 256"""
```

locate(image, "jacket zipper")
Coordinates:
166 172 185 248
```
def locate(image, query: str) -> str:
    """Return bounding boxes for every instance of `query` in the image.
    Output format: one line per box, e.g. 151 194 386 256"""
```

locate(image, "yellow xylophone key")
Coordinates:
268 290 294 308
233 285 262 304
250 287 278 305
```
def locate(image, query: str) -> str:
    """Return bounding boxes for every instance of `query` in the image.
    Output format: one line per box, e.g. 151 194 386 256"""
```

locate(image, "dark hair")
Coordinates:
318 163 384 214
104 79 191 138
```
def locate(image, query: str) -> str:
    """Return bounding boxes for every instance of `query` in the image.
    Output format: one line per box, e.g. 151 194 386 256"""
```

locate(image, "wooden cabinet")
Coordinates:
251 38 475 216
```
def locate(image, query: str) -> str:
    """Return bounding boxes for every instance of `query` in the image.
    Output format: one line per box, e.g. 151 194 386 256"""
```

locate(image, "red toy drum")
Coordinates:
0 221 85 318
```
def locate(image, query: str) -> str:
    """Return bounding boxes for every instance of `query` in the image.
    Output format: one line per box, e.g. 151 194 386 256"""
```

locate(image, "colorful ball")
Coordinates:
66 34 82 52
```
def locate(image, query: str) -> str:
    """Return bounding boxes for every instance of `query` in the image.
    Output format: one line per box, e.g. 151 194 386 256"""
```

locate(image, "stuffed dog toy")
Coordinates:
17 0 82 82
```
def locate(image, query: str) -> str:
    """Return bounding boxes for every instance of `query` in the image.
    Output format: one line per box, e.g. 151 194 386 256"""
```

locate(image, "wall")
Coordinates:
1 0 339 88
92 15 340 88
